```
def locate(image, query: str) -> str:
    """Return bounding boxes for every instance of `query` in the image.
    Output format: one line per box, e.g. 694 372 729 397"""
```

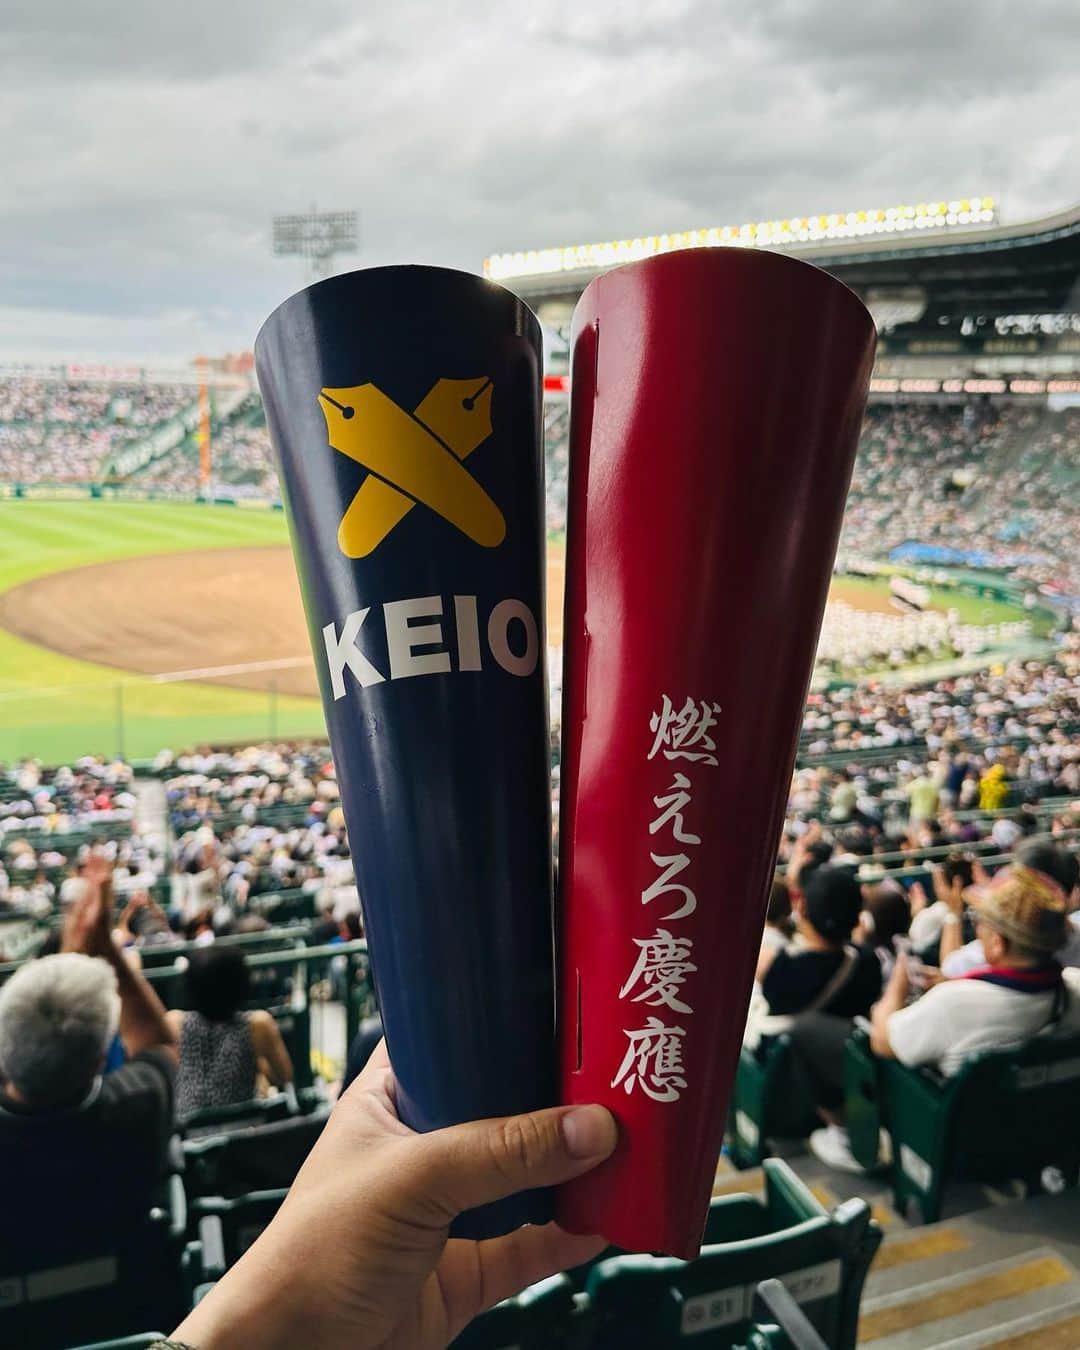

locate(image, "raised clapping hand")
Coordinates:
908 880 929 915
60 853 114 959
172 1042 617 1350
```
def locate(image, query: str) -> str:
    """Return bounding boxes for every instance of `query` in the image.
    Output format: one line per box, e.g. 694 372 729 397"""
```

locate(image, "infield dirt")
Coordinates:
0 544 569 697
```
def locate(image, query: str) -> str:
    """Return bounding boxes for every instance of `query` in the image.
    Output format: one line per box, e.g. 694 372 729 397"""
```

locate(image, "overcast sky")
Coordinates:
3 0 1080 363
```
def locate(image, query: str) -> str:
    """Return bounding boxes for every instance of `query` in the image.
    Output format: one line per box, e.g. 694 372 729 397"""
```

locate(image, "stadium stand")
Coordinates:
0 726 1075 1344
131 394 276 497
0 377 196 483
4 364 1079 622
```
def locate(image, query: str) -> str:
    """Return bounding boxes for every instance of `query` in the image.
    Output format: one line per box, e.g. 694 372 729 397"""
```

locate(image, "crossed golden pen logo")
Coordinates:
317 377 504 559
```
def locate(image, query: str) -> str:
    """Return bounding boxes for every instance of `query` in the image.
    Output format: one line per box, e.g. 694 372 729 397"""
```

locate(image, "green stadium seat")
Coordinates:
845 1025 1080 1224
189 1189 289 1279
182 1108 330 1198
727 1037 823 1169
250 887 314 924
178 1093 293 1138
585 1159 879 1350
0 1198 186 1349
450 1273 578 1349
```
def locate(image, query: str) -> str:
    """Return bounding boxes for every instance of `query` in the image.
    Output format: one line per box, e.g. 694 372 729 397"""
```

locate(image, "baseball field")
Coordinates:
0 500 327 764
0 499 1039 765
0 498 574 765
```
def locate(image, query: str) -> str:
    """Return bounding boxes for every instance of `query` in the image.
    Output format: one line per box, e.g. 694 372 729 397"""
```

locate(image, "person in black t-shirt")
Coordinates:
756 866 882 1019
0 854 178 1258
747 865 882 1133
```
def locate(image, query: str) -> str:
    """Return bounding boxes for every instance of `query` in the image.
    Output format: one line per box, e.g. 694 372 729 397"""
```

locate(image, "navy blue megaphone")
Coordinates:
255 266 555 1237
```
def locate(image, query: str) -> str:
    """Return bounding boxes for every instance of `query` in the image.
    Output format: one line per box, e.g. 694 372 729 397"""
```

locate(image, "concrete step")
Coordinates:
858 1247 1080 1349
938 1299 1080 1348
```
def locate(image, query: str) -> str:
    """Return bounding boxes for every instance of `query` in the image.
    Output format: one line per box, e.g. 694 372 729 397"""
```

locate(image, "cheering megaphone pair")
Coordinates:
256 250 875 1257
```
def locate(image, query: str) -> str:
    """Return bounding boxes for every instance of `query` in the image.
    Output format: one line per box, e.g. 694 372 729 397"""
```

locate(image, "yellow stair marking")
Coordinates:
871 1226 970 1272
859 1254 1074 1342
808 1183 838 1210
869 1203 896 1228
712 1170 764 1197
985 1308 1080 1348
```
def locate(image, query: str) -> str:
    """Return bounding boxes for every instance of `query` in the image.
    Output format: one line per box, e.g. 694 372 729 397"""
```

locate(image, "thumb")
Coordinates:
411 1104 617 1225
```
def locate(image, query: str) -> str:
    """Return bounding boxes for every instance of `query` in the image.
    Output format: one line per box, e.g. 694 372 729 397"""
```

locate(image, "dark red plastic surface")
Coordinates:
555 248 875 1257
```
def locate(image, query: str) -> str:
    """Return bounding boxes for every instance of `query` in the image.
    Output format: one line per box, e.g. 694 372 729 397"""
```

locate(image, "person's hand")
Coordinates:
971 858 991 888
81 850 114 892
174 1043 617 1350
60 871 114 959
114 894 147 940
909 880 929 914
787 820 821 887
887 950 911 998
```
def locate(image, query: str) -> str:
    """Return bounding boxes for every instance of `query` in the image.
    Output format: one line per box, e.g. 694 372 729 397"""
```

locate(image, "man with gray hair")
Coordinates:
0 855 178 1254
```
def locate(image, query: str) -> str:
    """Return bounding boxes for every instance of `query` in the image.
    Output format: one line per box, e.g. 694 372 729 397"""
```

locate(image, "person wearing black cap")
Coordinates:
745 866 883 1141
756 866 883 1020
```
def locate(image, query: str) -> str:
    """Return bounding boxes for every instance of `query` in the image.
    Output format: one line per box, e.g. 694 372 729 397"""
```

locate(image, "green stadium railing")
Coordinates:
0 935 374 1093
0 820 134 856
139 938 374 1086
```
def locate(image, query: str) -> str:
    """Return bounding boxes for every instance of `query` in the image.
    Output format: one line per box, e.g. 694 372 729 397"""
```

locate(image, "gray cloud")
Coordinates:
2 0 1079 361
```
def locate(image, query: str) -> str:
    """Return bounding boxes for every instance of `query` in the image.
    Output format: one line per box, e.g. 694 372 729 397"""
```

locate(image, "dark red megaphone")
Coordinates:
555 248 875 1257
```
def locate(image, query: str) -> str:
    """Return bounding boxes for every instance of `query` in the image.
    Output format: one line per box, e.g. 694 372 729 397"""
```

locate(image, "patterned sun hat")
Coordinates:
963 863 1069 955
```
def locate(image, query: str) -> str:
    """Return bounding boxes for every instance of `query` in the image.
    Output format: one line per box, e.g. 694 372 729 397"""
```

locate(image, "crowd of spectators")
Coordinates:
0 661 1075 1339
838 401 1080 600
814 597 1034 678
5 379 1078 610
540 397 1080 600
132 401 275 497
0 756 163 926
163 743 358 933
0 377 195 481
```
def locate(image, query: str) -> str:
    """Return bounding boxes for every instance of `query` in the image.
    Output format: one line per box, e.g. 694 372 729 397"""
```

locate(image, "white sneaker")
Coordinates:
809 1125 869 1175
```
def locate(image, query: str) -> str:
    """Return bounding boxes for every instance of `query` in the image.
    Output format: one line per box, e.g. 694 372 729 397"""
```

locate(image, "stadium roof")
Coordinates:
494 199 1080 328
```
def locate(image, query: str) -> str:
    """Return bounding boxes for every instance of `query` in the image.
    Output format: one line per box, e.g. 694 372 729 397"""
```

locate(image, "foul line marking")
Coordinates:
0 656 313 702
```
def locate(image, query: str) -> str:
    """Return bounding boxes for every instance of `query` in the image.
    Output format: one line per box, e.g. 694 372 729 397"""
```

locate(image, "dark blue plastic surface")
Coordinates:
255 266 555 1236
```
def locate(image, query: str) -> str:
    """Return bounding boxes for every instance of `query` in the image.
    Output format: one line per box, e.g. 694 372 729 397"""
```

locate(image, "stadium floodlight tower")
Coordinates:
273 208 359 281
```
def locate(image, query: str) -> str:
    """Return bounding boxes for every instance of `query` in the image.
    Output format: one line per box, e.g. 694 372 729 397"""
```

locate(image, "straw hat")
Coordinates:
964 864 1069 955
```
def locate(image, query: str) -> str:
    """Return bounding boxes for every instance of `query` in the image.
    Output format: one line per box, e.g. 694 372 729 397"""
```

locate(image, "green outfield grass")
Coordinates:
834 572 1053 635
0 501 1054 766
0 500 326 764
